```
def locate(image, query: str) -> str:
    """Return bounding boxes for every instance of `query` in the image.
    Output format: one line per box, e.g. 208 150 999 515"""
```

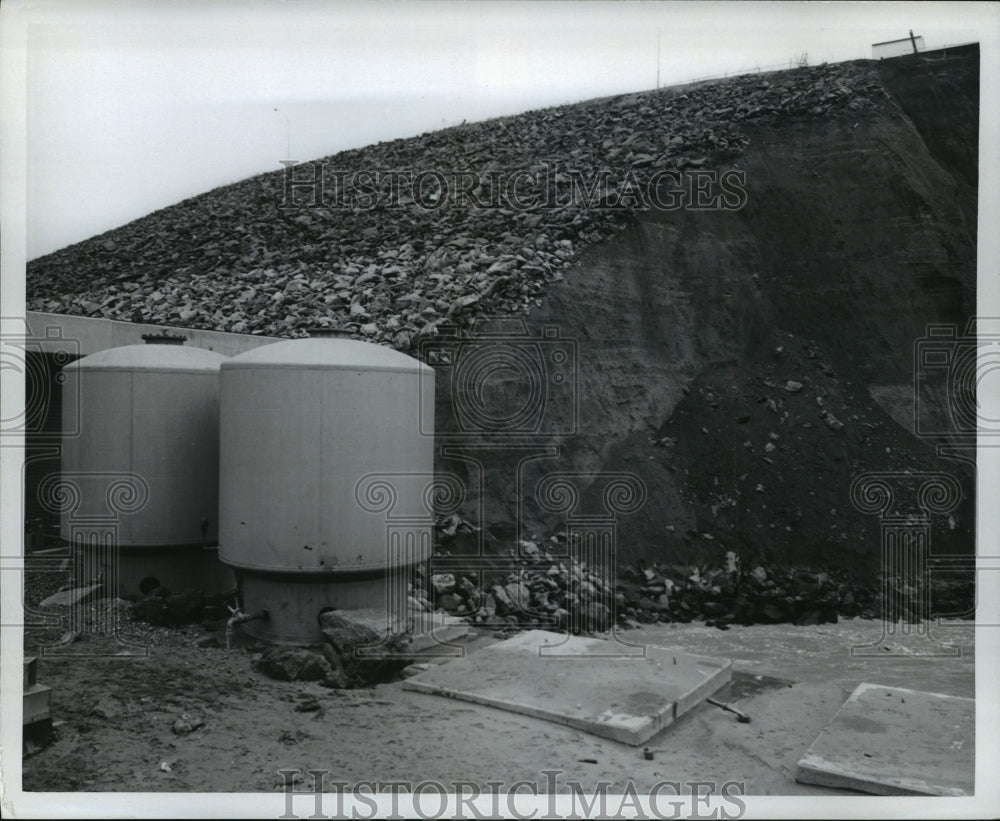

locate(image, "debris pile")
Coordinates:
414 531 971 631
409 537 613 633
28 62 888 344
415 539 873 630
616 559 855 628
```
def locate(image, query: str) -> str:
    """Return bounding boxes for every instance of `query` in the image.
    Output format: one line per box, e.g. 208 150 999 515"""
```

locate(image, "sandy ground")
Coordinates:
18 613 974 798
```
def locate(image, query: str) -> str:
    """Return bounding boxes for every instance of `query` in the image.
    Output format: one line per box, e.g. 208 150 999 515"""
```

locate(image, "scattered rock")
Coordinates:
435 593 461 612
259 647 332 682
820 409 845 430
91 695 125 720
503 582 531 611
491 584 513 613
430 574 456 595
171 713 205 735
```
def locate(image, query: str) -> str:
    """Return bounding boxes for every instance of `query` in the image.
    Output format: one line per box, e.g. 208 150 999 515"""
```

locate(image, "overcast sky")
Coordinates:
10 0 999 259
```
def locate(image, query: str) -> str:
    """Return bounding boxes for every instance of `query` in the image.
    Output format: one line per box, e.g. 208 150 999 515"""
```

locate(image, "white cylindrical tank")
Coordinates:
57 334 230 596
219 329 435 644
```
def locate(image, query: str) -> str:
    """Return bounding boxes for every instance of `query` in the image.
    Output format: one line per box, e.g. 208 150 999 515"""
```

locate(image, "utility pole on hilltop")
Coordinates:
657 28 661 89
909 29 919 53
274 108 290 160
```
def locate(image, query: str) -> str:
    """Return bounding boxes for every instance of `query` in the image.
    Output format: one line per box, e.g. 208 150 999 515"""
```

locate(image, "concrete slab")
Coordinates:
795 682 974 796
402 629 731 745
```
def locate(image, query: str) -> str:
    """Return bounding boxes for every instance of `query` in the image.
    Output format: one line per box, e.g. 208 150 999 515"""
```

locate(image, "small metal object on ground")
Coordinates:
705 696 752 723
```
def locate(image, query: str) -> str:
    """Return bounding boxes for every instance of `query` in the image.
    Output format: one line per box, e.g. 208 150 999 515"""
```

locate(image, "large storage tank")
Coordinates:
57 334 231 597
219 329 435 645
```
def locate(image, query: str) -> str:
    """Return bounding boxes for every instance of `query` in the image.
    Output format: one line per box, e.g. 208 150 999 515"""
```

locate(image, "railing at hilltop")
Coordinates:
671 41 978 90
685 57 810 86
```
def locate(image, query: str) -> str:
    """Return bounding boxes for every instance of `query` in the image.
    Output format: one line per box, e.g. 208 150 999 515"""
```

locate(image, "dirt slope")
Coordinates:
442 48 977 574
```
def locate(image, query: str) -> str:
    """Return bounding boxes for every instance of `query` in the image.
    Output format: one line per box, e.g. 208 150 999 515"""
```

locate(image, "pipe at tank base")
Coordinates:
225 606 269 650
225 569 413 646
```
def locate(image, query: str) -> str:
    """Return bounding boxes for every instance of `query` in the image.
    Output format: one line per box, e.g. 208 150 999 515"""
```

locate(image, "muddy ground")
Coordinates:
20 598 973 799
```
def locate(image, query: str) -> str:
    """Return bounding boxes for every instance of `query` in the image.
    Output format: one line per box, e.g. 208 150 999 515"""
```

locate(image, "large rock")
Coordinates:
319 645 354 689
503 582 531 612
259 647 332 682
436 593 461 612
478 593 497 619
318 611 411 687
491 584 513 613
91 695 125 720
319 610 382 653
430 573 456 595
